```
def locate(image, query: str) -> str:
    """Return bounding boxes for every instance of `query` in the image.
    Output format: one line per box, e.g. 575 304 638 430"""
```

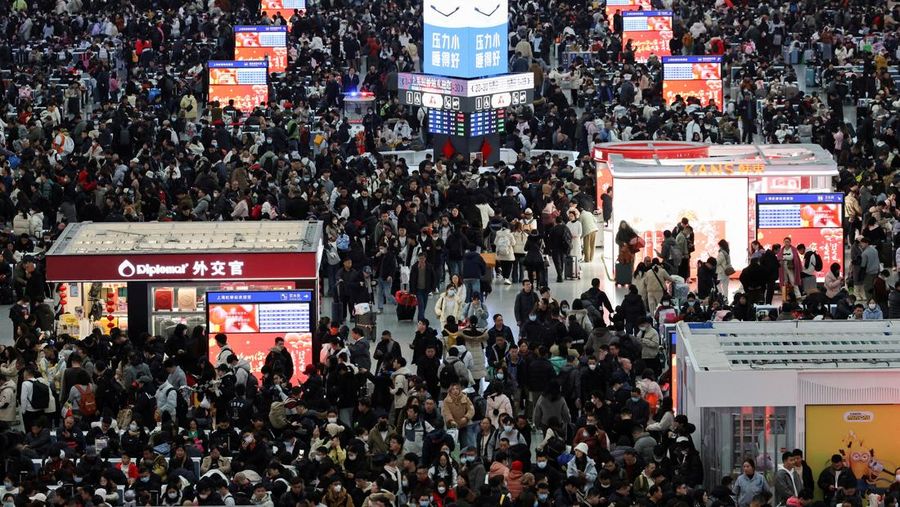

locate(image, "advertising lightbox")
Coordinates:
207 290 313 385
621 11 673 63
606 0 652 25
234 26 288 74
806 405 900 493
423 0 509 78
756 193 844 279
208 61 269 112
261 0 306 19
662 56 723 110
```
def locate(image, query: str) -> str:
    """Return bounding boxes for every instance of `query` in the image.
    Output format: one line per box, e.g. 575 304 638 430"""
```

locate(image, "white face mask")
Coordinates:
328 417 338 423
588 364 597 370
333 485 342 493
869 303 877 310
438 487 447 494
503 425 513 432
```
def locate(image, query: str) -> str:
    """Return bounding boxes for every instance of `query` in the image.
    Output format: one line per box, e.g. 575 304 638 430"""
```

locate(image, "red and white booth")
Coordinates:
594 142 839 278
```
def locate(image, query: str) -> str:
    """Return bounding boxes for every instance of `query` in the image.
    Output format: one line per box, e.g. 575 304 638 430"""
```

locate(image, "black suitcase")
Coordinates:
397 303 416 321
615 262 633 285
565 256 579 279
331 300 345 324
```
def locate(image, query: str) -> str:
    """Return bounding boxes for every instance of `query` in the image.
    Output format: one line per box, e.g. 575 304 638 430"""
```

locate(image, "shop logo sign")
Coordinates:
843 411 874 423
117 259 190 278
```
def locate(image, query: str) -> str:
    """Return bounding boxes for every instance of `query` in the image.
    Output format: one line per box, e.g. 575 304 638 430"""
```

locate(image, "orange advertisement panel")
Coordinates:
235 47 288 73
209 84 269 112
806 405 900 496
663 79 724 111
261 0 306 20
622 29 673 63
605 0 651 25
756 227 844 279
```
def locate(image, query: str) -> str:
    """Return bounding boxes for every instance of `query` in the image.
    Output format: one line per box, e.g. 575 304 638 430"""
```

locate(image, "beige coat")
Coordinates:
441 391 474 427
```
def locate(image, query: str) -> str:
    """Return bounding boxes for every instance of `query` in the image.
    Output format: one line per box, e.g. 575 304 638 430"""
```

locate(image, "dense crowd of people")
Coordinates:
2 0 900 505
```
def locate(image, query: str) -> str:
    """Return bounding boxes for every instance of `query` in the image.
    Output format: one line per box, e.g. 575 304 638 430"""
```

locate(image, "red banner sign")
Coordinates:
46 253 318 282
756 228 844 279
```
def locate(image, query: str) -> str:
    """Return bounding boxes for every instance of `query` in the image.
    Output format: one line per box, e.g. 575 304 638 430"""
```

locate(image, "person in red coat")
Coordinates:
777 237 803 298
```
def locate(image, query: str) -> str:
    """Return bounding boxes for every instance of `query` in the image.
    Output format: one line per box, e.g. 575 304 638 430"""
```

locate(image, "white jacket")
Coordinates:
435 291 465 327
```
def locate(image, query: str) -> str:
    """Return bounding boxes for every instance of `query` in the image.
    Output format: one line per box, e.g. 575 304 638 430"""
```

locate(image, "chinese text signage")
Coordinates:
423 0 509 78
46 252 318 281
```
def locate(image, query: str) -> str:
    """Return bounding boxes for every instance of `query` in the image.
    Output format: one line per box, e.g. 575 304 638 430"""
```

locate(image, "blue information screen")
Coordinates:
206 290 313 304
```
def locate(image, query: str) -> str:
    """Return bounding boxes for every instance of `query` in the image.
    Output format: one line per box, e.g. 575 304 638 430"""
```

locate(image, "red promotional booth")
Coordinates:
46 222 321 384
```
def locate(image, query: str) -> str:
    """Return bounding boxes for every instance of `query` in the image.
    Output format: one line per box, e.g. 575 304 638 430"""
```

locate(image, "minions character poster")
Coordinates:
806 405 900 494
423 0 508 77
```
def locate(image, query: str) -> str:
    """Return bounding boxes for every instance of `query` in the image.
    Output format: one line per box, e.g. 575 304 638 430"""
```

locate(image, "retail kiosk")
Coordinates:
594 142 838 274
45 222 321 382
675 320 900 491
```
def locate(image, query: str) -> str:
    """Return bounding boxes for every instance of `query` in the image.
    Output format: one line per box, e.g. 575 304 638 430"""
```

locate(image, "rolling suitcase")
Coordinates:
565 256 579 279
395 291 418 321
615 262 633 285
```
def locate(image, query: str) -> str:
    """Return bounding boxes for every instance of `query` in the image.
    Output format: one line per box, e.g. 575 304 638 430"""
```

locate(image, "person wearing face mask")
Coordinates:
434 284 465 329
161 484 182 506
325 480 353 507
863 298 884 319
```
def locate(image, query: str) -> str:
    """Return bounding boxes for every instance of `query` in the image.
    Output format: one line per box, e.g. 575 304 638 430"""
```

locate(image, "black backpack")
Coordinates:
29 380 50 410
439 360 460 389
812 252 823 271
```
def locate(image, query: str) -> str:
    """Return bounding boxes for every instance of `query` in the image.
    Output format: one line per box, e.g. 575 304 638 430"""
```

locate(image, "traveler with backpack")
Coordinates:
21 367 55 431
64 380 98 421
155 379 179 424
494 223 517 285
798 244 823 294
439 347 474 393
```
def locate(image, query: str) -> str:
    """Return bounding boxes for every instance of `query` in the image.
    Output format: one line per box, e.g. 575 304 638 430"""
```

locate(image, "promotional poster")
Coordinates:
234 26 288 74
621 11 673 62
206 291 313 385
423 0 509 77
662 56 724 110
208 61 269 112
806 405 900 493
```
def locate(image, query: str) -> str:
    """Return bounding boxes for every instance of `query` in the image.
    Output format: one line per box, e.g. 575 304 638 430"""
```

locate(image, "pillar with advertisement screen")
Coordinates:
208 60 269 113
234 26 288 74
622 11 673 62
662 56 724 111
393 0 532 164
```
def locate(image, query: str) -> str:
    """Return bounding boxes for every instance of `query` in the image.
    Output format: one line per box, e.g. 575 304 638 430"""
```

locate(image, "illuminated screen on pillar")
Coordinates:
423 0 509 78
622 11 673 62
234 26 288 74
662 56 723 111
260 0 306 19
208 61 268 112
207 291 313 385
606 0 652 25
756 193 844 280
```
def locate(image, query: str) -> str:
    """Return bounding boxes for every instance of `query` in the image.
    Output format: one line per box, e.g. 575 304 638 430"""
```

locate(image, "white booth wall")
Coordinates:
677 346 900 487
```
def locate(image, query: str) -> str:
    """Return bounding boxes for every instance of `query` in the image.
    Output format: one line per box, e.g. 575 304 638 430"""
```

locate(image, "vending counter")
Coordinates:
45 221 321 384
594 142 838 277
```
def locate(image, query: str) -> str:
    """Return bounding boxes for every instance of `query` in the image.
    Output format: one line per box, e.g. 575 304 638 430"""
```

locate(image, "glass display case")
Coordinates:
57 282 129 337
149 281 295 338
